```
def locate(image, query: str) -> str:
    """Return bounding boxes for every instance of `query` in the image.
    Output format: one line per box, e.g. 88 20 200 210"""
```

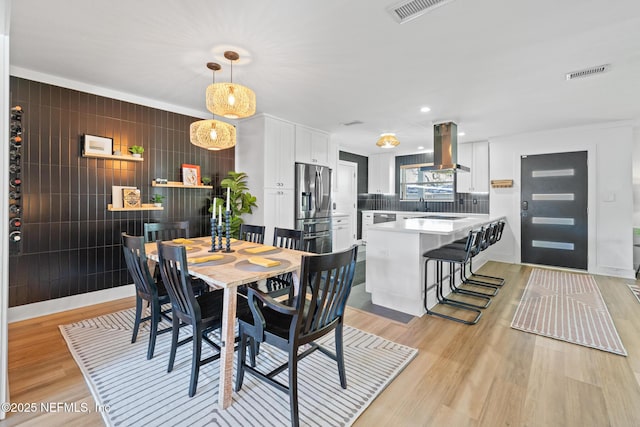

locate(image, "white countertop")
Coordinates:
367 214 504 235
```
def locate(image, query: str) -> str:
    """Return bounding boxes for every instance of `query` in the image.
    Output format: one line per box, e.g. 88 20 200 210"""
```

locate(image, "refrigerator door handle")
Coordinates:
314 171 321 211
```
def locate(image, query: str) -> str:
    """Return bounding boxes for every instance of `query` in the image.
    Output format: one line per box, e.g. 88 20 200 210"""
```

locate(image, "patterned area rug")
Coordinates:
511 268 627 356
628 284 640 304
60 307 417 426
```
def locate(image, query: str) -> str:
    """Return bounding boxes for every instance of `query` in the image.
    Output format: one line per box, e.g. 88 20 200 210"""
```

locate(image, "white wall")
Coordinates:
489 121 635 278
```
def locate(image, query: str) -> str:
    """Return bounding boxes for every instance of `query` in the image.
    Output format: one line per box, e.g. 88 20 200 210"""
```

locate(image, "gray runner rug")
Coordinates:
60 307 417 426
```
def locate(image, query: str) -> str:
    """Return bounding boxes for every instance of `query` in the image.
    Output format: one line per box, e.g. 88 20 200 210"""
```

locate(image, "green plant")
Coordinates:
129 145 144 155
150 194 165 204
201 176 212 185
209 171 257 238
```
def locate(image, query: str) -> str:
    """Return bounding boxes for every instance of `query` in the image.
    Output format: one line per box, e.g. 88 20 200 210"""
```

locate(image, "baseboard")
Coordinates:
8 285 135 323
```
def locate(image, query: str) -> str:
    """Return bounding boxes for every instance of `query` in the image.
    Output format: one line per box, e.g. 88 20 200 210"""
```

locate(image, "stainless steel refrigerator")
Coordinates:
295 162 332 253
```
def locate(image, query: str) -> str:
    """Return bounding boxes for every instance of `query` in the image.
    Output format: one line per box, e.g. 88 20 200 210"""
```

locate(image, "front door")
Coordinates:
521 151 588 269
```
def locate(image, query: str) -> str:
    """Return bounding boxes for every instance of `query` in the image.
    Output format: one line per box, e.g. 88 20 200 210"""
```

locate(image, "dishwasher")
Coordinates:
373 212 396 224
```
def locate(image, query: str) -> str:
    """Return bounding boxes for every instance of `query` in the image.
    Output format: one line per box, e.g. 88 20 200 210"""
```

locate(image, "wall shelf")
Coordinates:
107 203 163 211
151 181 213 189
83 152 144 162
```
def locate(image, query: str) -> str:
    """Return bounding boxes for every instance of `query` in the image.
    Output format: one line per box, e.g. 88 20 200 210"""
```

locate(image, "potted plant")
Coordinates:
201 176 212 186
150 194 165 207
129 145 144 158
209 171 257 238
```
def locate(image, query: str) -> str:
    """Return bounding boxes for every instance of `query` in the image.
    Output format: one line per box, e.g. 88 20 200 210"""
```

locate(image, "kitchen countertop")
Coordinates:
367 214 504 235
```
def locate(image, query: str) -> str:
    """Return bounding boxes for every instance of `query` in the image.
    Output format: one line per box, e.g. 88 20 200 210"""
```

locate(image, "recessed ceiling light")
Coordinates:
458 131 465 136
420 106 431 113
417 146 424 150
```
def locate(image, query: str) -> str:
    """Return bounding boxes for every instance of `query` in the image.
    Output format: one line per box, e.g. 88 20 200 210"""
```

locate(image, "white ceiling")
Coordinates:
9 0 640 155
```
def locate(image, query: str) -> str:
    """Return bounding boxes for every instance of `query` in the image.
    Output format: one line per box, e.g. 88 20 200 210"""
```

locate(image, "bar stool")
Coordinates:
423 230 484 325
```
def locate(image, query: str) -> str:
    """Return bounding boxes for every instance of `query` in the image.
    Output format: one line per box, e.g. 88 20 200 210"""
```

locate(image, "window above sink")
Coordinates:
399 163 455 202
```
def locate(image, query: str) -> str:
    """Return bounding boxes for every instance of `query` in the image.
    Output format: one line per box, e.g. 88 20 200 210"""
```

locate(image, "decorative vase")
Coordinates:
153 203 162 207
132 153 142 158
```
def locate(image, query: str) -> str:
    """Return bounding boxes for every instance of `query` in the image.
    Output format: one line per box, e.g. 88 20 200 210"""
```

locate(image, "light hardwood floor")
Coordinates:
3 261 640 426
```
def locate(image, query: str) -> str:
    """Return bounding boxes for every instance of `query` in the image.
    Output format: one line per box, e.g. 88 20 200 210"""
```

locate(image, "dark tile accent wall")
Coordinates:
8 77 234 307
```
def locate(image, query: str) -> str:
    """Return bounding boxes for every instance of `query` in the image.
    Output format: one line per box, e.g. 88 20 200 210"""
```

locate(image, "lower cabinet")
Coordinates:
361 212 374 243
261 188 295 244
332 215 351 252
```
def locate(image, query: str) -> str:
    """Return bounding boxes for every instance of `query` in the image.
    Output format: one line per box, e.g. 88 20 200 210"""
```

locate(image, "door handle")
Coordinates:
522 201 528 210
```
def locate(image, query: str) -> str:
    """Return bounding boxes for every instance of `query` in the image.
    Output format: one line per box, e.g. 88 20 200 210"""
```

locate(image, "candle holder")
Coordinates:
217 224 224 251
209 218 219 252
223 209 234 253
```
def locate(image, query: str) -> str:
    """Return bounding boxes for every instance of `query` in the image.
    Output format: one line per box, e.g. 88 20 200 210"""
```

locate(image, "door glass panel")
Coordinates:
531 217 575 225
531 240 575 250
532 169 575 178
532 193 575 201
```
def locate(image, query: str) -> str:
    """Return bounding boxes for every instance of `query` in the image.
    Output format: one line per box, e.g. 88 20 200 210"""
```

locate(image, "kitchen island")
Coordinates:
365 214 505 317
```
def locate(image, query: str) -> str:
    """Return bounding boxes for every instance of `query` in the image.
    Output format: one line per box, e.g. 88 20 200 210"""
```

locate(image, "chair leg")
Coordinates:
168 315 180 373
189 324 202 397
131 296 143 344
147 301 160 359
288 349 300 427
335 322 347 389
235 328 247 392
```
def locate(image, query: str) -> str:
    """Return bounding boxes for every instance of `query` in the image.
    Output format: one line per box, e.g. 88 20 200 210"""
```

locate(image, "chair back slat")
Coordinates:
156 241 201 324
143 221 190 243
239 224 266 244
122 233 158 298
273 227 304 250
296 246 358 339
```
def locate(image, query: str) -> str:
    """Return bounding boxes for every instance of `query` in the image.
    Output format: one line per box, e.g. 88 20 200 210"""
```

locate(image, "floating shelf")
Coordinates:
107 203 163 211
151 181 213 189
83 152 144 162
491 179 514 188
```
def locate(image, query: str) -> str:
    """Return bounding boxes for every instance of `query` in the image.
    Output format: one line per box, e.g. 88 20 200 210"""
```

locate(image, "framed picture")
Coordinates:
83 134 113 156
122 188 141 209
182 163 201 186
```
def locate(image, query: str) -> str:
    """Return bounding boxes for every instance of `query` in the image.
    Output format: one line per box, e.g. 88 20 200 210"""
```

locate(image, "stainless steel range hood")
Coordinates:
422 122 470 172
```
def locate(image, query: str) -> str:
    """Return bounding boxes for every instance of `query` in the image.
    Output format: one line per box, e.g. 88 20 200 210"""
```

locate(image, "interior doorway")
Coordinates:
521 151 588 269
334 160 358 245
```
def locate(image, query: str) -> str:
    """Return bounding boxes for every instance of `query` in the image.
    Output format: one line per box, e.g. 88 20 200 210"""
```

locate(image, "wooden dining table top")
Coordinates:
144 236 309 289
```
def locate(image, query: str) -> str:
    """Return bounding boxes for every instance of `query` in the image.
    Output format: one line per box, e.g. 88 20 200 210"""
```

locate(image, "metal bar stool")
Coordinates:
461 221 505 287
423 230 484 325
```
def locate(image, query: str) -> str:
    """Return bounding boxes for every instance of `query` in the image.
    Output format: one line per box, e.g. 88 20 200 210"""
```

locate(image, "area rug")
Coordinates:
628 284 640 304
60 307 417 427
511 268 626 356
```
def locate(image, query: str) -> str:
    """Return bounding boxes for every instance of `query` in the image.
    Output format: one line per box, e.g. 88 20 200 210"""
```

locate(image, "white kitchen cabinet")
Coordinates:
456 140 489 193
361 211 374 243
295 125 329 166
263 188 295 243
328 138 339 191
368 153 395 194
332 215 351 252
236 114 296 241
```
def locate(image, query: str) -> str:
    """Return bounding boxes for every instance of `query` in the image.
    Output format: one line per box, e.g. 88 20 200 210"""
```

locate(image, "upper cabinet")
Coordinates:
456 140 489 193
295 125 329 166
368 152 395 194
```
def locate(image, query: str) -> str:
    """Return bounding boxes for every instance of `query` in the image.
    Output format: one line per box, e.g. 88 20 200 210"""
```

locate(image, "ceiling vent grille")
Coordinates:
342 120 364 126
565 64 611 80
387 0 456 24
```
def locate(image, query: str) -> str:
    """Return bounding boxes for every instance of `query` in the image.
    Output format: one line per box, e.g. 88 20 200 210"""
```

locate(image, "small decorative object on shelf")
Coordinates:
84 134 113 156
155 178 168 184
129 145 144 158
182 163 201 186
202 176 212 186
150 194 165 207
123 188 142 209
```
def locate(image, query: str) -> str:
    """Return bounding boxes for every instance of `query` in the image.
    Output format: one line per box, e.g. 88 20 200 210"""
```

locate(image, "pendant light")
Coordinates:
376 133 400 148
190 62 236 151
206 51 256 119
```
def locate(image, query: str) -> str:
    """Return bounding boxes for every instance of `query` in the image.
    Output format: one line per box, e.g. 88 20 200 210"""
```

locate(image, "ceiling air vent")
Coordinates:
342 120 364 126
387 0 456 24
565 64 611 80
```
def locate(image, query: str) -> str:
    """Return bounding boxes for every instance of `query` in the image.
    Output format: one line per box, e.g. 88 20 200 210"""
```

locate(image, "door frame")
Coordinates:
336 160 358 245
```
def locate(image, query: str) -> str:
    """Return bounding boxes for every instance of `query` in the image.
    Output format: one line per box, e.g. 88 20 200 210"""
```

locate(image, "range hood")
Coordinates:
422 122 470 172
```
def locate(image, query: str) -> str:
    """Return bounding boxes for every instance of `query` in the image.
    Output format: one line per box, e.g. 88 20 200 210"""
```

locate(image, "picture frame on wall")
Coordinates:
182 163 201 186
83 134 113 156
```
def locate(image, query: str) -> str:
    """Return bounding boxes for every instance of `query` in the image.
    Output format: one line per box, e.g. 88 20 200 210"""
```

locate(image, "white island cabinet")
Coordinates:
365 214 505 316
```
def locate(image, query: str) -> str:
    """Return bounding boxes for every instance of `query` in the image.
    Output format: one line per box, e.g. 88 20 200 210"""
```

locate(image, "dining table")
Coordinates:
144 235 308 410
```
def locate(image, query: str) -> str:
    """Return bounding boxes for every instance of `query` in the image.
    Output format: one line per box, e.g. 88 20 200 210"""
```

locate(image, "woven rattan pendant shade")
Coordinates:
206 51 256 119
189 119 236 151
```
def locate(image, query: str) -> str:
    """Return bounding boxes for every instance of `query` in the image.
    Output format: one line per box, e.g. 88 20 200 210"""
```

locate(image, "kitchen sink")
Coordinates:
416 215 466 220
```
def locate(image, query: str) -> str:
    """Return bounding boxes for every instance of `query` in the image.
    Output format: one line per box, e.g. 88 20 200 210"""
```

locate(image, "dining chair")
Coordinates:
143 221 190 243
156 241 251 397
121 233 172 360
238 224 265 244
235 245 358 427
266 227 304 297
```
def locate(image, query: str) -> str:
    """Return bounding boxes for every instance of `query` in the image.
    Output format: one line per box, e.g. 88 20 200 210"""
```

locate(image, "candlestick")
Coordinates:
223 209 234 252
217 224 223 250
226 187 230 212
218 205 222 226
209 217 218 252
